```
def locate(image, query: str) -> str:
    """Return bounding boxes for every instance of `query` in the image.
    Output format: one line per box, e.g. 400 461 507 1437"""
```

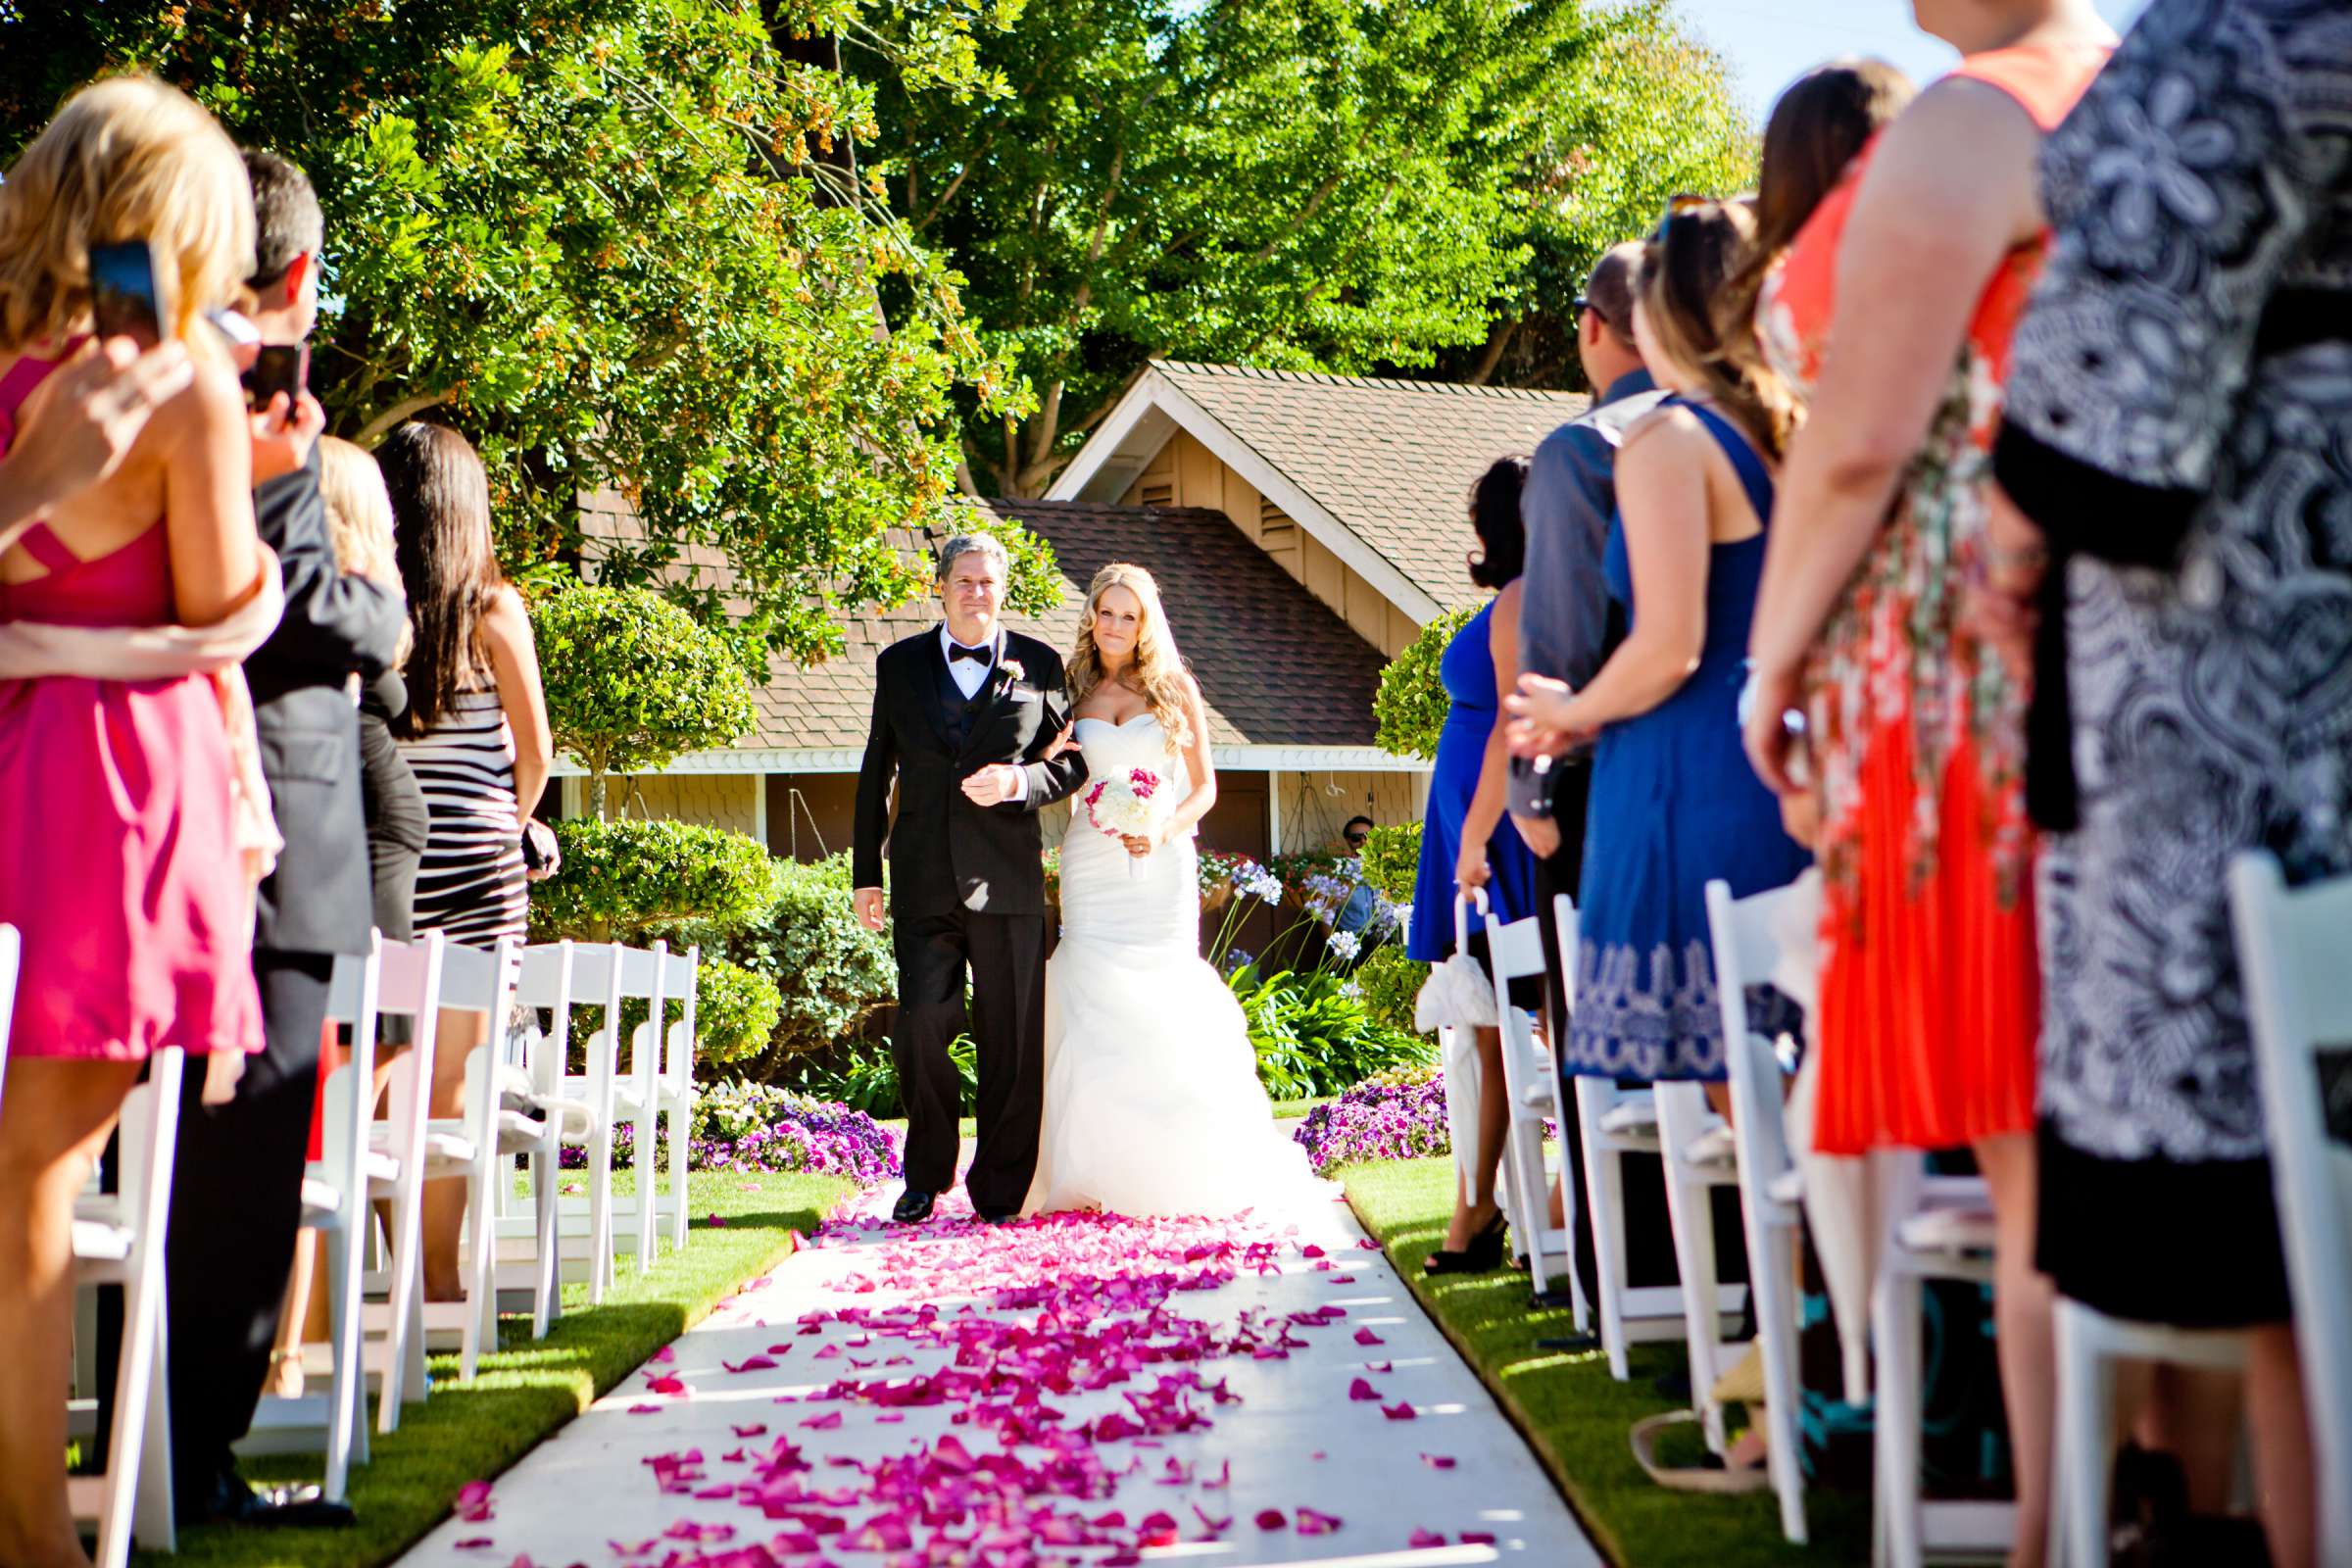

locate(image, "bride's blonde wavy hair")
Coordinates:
1068 563 1193 754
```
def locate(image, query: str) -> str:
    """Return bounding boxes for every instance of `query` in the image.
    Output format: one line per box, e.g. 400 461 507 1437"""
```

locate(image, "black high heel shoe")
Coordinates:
1423 1208 1508 1276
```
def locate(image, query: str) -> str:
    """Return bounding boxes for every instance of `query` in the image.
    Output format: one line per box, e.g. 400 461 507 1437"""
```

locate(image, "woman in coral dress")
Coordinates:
1740 8 2116 1561
0 79 268 1567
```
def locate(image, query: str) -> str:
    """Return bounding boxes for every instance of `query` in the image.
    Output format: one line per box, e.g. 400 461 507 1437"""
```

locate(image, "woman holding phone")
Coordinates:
0 77 269 1566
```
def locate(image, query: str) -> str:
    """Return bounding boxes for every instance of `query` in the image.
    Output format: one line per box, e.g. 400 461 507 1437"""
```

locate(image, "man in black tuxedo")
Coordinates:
853 534 1089 1224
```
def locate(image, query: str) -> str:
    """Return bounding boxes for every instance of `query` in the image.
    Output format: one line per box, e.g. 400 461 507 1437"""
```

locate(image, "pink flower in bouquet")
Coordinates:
1085 767 1164 841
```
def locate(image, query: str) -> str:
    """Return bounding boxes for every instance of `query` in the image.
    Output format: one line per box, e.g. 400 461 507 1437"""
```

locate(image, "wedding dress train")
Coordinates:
1023 713 1320 1218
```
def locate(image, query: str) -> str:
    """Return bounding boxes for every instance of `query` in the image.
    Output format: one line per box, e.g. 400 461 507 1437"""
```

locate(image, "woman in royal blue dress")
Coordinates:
1509 198 1810 1100
1407 456 1542 1272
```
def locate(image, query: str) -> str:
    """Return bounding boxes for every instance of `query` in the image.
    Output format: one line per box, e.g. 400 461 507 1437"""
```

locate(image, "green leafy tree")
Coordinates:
530 582 759 819
530 816 776 943
872 0 1750 493
1438 1 1757 388
1373 606 1475 760
1 0 1040 658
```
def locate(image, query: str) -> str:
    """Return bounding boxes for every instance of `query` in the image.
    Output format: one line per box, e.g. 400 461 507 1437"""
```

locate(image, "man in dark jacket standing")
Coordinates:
852 533 1089 1226
169 152 407 1526
1509 242 1674 1319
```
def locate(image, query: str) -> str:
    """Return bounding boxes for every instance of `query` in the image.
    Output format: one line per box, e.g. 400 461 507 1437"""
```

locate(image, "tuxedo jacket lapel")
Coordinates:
918 632 960 754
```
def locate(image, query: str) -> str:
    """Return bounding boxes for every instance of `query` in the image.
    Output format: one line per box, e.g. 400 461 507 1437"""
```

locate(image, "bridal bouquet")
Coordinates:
1085 767 1167 877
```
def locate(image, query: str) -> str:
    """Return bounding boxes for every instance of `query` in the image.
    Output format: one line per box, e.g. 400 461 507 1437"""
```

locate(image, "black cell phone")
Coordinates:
88 240 170 349
242 343 309 411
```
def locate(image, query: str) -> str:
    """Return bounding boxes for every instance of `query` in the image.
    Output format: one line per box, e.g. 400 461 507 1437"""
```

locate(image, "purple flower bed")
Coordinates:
1291 1072 1451 1173
564 1082 902 1187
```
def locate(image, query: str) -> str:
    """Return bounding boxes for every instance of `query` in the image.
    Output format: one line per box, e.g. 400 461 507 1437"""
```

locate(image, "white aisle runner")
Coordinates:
394 1176 1600 1568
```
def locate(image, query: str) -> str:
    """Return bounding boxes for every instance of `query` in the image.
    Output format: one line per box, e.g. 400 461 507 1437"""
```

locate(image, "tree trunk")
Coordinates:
586 766 612 942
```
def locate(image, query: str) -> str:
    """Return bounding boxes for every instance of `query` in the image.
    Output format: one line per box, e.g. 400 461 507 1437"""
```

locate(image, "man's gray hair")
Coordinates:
936 531 1010 581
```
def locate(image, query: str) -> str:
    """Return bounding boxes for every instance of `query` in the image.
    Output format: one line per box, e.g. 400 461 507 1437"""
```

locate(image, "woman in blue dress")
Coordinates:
1407 456 1542 1272
1509 198 1810 1096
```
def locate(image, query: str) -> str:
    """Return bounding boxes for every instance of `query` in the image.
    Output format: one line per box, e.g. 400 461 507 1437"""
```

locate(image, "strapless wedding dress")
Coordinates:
1023 713 1320 1217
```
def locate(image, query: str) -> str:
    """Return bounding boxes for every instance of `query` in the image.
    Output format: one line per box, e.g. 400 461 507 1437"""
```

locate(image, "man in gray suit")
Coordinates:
1509 242 1674 1319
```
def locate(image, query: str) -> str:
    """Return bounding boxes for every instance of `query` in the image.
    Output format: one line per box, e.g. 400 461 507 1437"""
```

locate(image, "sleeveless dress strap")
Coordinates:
1674 397 1777 528
0 337 88 461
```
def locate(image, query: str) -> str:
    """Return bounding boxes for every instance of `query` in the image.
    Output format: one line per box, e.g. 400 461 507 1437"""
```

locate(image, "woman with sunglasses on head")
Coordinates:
1508 198 1810 1106
1738 4 2117 1560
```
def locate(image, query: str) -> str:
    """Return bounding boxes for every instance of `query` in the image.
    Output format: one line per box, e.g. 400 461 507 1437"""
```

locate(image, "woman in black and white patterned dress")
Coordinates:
379 420 553 1298
1987 4 2349 1561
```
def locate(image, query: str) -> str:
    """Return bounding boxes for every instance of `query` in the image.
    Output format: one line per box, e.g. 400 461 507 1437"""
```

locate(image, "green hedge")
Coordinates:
529 816 776 943
1354 944 1429 1037
1359 820 1422 904
1373 606 1475 760
703 854 898 1073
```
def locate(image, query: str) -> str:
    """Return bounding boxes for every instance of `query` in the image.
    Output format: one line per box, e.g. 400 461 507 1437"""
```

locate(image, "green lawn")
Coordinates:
1342 1156 1871 1568
136 1168 857 1568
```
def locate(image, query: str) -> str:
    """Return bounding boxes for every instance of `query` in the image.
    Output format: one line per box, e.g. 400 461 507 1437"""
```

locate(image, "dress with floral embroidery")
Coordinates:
1756 40 2108 1154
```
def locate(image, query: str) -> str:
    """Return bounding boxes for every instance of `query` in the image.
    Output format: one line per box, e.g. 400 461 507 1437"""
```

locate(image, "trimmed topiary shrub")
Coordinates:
1373 606 1475 760
529 816 776 943
1359 821 1422 904
1354 944 1429 1038
530 582 759 819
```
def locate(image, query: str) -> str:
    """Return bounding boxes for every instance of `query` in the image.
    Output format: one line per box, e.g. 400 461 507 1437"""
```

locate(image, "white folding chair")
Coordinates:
365 933 448 1431
407 937 526 1381
1869 1154 2015 1568
609 941 700 1274
1655 1079 1747 1454
239 941 383 1496
1563 894 1688 1380
495 941 603 1337
68 1046 185 1566
1706 877 1810 1542
2232 851 2352 1567
1483 909 1589 1326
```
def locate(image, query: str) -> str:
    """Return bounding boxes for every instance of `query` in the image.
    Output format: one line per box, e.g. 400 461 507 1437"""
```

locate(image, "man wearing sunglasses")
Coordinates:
1509 240 1673 1327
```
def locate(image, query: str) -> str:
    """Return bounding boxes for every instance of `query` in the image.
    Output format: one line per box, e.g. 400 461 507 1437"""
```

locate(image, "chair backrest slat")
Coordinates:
2230 852 2352 1559
1485 913 1547 983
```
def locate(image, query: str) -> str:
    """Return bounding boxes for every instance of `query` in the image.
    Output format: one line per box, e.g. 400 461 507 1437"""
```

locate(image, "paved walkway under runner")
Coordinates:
396 1176 1600 1568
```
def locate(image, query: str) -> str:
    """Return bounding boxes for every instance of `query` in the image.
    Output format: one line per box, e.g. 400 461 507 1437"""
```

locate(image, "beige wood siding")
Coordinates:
1119 427 1428 657
1270 768 1418 857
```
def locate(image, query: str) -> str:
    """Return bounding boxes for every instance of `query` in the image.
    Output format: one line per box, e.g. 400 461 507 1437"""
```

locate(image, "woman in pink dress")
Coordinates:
0 78 268 1567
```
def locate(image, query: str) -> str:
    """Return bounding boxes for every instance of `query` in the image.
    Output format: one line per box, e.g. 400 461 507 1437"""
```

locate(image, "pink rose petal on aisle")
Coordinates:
454 1539 495 1551
1463 1530 1497 1544
625 1402 661 1414
1410 1528 1447 1548
1348 1376 1380 1401
1365 1360 1394 1372
1357 1237 1380 1250
764 1345 793 1355
1193 1506 1232 1534
1138 1511 1180 1546
1353 1327 1385 1346
645 1374 688 1396
1296 1507 1342 1536
1253 1510 1287 1531
454 1481 495 1522
799 1410 843 1430
1300 1244 1326 1258
708 1212 728 1227
722 1356 777 1374
608 1544 658 1561
1382 1401 1418 1420
1421 1452 1458 1469
1202 1458 1231 1490
813 1344 842 1360
1332 1274 1357 1284
651 1346 675 1364
731 1423 767 1438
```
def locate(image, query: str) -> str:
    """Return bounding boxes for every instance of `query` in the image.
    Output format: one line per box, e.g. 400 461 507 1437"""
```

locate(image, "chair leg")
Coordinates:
1657 1084 1727 1451
1576 1080 1634 1381
588 1124 613 1303
378 1183 425 1433
1873 1266 1926 1568
322 1220 365 1498
1756 1215 1808 1544
530 1141 560 1339
461 1160 499 1381
2055 1298 2116 1568
666 1094 689 1254
634 1102 656 1273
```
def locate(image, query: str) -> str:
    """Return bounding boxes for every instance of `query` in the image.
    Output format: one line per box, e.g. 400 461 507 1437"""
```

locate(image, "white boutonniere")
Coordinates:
1000 657 1025 683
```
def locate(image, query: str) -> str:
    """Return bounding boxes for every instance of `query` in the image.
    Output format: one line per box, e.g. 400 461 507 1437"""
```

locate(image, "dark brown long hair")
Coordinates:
1719 58 1915 352
380 420 503 737
1640 200 1801 459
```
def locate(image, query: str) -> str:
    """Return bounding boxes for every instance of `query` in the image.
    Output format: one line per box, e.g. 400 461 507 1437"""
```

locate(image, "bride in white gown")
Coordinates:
1023 564 1320 1218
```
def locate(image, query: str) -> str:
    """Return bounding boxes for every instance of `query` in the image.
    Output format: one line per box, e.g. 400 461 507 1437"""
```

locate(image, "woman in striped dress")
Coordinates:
379 420 553 1299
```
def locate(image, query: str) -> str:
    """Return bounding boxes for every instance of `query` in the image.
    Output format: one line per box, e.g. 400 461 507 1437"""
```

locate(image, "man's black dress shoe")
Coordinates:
187 1473 356 1529
1538 1332 1602 1353
891 1189 935 1224
974 1206 1019 1226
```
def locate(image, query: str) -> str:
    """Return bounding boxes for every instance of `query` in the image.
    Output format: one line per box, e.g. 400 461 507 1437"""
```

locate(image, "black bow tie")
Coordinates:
948 642 993 665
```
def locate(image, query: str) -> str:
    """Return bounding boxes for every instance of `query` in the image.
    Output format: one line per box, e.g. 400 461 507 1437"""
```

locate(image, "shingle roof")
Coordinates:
1149 361 1589 612
747 499 1387 753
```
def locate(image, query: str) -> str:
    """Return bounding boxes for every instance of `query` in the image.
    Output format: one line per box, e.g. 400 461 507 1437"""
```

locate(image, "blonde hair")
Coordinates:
0 75 255 353
1069 563 1194 754
1639 199 1803 460
318 437 414 665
